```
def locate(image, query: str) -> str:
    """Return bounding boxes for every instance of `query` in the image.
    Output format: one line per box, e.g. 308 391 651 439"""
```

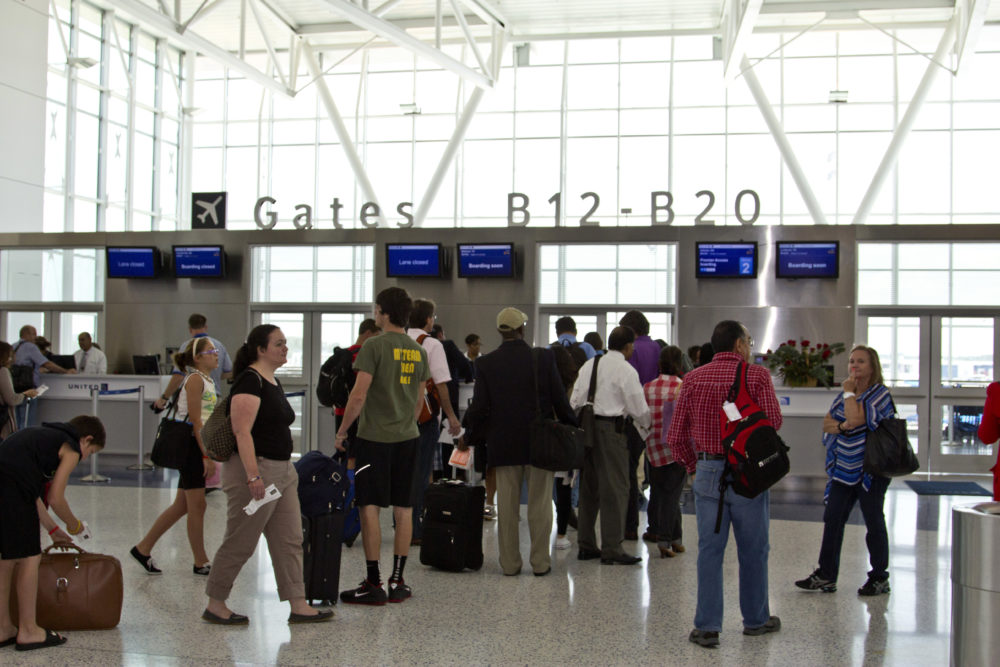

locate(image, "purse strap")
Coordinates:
531 348 544 420
586 354 601 405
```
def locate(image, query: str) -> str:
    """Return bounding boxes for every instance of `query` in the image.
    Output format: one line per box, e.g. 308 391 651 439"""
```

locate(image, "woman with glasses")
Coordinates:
130 337 219 576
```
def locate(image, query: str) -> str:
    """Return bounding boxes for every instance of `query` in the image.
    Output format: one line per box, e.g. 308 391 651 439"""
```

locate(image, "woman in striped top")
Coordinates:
795 344 895 597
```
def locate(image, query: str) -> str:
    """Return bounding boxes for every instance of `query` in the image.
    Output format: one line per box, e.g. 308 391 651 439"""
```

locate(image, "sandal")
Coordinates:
15 629 67 651
0 635 16 648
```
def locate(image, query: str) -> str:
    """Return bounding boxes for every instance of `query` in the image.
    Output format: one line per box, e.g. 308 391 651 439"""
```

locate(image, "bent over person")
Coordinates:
336 287 429 605
666 320 782 648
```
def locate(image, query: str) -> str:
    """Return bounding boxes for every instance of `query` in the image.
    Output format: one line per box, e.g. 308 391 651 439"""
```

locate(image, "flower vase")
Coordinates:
784 376 818 388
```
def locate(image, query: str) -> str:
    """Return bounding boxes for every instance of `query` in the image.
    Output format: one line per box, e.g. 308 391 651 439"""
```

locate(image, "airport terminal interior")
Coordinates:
2 0 1000 664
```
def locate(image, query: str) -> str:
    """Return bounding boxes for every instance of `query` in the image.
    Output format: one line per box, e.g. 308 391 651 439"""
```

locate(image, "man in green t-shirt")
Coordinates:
335 287 429 605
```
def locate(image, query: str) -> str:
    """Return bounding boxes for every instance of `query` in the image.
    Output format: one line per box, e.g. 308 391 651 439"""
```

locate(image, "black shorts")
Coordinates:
353 437 418 508
177 435 207 490
0 478 41 560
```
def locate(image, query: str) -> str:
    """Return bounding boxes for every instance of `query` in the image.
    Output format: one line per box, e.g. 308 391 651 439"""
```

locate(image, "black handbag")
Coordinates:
150 383 194 469
863 397 919 478
575 354 601 450
528 349 586 471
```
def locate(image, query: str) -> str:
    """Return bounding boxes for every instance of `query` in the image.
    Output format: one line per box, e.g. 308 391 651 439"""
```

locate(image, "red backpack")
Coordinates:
715 361 790 533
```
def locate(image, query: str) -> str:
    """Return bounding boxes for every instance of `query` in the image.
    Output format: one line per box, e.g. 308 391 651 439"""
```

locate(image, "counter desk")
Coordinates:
33 373 171 458
774 385 841 476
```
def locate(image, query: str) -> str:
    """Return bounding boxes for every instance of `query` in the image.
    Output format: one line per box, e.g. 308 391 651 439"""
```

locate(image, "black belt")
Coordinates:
594 415 626 431
697 452 726 461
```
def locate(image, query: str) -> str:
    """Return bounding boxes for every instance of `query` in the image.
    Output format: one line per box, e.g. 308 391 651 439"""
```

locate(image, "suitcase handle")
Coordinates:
43 543 87 555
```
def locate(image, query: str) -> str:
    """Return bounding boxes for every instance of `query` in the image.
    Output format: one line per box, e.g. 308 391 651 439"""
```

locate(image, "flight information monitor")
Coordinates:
106 247 160 278
173 245 226 278
457 243 514 278
385 244 443 278
696 242 758 278
776 241 839 278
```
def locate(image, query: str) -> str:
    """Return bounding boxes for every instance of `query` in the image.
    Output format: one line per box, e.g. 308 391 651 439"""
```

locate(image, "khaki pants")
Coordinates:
205 456 304 602
577 420 629 558
495 464 554 575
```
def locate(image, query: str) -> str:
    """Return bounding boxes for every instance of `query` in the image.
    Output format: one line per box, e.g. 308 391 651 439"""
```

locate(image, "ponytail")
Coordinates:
233 324 278 376
173 337 212 371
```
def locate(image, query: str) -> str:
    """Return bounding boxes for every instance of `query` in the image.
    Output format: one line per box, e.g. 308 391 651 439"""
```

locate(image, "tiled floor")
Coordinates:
7 463 986 666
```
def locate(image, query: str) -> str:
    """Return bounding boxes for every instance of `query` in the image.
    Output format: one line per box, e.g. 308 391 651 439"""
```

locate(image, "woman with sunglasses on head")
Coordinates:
130 337 219 576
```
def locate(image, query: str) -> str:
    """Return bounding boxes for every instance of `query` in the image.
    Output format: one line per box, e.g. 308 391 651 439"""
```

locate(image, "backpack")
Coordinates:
10 342 35 392
550 340 588 391
715 361 790 533
316 347 355 409
295 450 351 516
416 334 441 424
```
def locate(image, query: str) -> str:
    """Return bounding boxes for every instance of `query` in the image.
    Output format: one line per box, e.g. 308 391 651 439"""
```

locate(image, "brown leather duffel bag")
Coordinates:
10 543 123 630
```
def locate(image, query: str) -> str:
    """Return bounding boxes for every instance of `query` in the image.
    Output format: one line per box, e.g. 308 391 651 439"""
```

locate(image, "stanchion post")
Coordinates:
127 385 153 471
81 387 111 484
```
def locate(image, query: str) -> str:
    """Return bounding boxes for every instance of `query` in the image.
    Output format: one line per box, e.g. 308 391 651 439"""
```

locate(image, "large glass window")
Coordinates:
0 248 104 303
250 245 374 304
859 243 1000 306
866 317 920 387
539 244 676 306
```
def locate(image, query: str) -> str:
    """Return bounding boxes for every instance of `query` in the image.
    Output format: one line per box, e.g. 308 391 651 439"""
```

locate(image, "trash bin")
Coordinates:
951 502 1000 667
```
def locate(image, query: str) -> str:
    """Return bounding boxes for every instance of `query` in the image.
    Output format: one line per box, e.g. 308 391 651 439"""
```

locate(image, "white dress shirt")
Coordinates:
570 349 651 431
74 347 107 374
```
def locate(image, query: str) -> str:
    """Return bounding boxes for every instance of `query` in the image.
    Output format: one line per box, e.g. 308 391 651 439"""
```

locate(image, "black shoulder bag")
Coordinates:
528 349 587 471
576 354 601 450
862 394 919 478
150 379 194 469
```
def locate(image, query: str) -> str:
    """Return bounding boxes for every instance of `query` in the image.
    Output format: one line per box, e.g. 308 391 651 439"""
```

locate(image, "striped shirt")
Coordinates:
823 383 894 495
644 374 683 467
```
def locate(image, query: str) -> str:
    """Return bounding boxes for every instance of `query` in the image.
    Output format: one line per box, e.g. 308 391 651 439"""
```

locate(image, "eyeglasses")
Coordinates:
744 336 754 349
199 349 219 356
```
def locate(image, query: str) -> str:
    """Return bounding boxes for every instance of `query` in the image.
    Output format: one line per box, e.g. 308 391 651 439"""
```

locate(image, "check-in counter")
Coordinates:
774 386 840 476
34 374 171 457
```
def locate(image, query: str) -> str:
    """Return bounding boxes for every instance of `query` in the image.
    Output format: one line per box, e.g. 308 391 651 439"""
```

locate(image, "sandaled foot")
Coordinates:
0 635 16 648
16 629 67 651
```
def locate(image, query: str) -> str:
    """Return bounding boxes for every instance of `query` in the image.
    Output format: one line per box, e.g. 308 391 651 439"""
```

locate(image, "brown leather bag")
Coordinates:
10 544 123 630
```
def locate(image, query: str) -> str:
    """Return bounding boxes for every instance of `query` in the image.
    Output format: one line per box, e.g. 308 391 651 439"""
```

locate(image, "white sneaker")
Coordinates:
483 505 496 521
554 536 571 550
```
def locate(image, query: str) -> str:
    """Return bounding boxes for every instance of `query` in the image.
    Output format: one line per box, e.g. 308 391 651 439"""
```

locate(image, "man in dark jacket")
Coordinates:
464 307 577 577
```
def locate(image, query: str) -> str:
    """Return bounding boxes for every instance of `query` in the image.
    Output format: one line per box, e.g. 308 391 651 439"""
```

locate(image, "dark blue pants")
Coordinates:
818 476 891 582
410 419 440 540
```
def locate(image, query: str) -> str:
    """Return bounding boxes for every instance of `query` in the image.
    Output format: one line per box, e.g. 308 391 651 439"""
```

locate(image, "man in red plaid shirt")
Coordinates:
666 320 783 648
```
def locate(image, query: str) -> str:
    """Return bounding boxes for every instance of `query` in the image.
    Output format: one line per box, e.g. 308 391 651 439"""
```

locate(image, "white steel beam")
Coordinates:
853 15 958 225
456 0 506 29
414 30 507 226
448 0 491 79
742 56 828 225
108 0 293 97
721 0 763 82
315 0 493 89
954 0 988 71
302 42 386 226
248 0 289 90
179 0 227 35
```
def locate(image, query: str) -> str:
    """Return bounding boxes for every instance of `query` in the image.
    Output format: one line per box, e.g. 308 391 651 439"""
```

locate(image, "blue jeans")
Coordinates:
410 419 440 540
693 459 771 632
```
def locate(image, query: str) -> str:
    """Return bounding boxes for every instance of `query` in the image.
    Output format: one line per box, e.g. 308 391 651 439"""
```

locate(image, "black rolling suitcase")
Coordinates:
302 511 345 605
419 480 485 572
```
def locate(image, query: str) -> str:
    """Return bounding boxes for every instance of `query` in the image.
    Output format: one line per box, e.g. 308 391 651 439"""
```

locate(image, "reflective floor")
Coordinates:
8 464 983 666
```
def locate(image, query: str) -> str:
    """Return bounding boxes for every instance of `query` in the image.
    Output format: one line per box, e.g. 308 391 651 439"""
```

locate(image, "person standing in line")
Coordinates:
0 342 38 439
583 332 605 356
464 308 577 576
666 320 782 648
643 345 687 558
464 334 482 364
13 326 75 429
73 332 107 374
570 326 650 565
332 319 381 462
405 299 461 544
154 313 233 411
795 345 896 596
0 415 106 652
202 325 331 625
618 310 661 541
130 337 219 576
335 287 429 605
977 381 1000 500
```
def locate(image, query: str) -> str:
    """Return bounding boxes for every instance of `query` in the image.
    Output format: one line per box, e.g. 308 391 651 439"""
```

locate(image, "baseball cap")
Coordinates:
496 307 528 331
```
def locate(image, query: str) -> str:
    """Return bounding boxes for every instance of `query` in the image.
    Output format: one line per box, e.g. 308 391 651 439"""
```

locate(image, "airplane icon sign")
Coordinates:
191 192 227 229
196 196 222 225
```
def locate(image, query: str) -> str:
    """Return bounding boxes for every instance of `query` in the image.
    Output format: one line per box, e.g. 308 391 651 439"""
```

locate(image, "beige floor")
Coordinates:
4 481 966 666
